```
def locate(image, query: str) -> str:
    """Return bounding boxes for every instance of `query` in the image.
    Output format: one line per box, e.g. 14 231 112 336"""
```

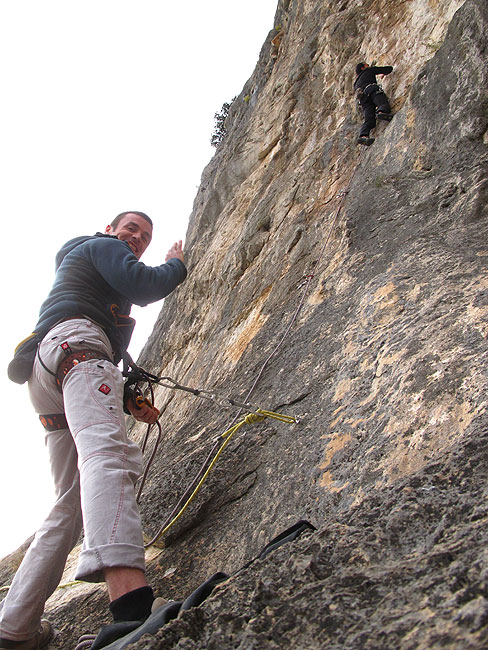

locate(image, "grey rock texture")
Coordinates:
2 0 487 648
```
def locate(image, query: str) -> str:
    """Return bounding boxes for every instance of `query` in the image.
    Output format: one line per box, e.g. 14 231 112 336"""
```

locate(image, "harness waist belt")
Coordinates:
56 349 112 391
364 82 383 94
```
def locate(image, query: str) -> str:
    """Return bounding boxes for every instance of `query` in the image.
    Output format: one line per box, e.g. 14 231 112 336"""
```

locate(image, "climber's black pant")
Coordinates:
359 90 391 137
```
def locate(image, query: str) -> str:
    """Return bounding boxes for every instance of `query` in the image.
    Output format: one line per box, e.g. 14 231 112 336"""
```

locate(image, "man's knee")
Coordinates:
373 92 390 111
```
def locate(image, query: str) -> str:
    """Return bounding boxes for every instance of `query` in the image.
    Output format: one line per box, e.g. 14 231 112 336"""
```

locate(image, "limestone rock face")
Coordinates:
2 0 488 648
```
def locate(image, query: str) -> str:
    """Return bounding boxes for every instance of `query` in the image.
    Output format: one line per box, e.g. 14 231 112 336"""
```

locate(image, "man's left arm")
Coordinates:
373 65 393 77
89 239 188 306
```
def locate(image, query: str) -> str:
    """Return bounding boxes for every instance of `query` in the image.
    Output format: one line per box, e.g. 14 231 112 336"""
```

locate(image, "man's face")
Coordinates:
105 213 153 259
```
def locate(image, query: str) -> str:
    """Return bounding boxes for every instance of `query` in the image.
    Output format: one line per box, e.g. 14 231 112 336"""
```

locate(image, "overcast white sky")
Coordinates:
0 0 278 560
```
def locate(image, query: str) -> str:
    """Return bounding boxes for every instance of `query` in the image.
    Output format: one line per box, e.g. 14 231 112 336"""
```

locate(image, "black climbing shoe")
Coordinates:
357 136 375 146
73 622 142 650
96 604 182 650
376 111 393 121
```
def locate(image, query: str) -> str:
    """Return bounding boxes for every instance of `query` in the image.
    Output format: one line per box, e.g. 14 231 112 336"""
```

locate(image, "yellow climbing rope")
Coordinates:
144 408 296 548
0 579 83 594
0 411 297 596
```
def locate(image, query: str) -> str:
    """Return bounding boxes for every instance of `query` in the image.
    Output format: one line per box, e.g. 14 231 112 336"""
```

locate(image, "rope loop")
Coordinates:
144 406 296 547
243 412 266 425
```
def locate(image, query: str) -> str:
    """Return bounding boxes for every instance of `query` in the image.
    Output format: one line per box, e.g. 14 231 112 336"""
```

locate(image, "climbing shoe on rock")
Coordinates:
376 111 393 121
74 574 229 650
0 620 54 650
73 622 142 650
73 604 182 650
72 599 169 650
357 136 375 146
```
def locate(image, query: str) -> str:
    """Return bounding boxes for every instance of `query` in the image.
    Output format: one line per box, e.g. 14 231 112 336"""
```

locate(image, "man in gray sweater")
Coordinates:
1 211 187 650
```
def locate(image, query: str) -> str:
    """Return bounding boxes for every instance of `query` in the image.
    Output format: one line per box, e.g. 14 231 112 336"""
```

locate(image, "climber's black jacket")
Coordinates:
8 233 187 383
354 66 393 92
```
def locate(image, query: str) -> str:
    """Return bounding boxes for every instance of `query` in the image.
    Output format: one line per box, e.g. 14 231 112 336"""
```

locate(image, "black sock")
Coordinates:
109 586 154 623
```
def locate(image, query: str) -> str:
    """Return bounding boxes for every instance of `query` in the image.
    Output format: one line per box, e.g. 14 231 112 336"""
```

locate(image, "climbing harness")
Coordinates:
36 348 113 431
39 413 69 432
361 82 384 99
36 347 112 393
55 349 112 391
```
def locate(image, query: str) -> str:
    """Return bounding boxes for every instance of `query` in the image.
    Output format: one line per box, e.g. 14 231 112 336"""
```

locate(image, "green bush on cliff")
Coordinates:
210 97 236 147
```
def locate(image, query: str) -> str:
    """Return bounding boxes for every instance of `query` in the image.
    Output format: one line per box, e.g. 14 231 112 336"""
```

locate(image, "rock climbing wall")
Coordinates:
2 0 487 647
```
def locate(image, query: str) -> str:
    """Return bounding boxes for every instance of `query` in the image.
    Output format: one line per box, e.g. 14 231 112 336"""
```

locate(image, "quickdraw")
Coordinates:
122 352 291 417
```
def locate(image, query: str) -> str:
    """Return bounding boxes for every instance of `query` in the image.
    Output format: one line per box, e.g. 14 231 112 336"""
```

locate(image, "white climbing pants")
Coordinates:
0 319 144 642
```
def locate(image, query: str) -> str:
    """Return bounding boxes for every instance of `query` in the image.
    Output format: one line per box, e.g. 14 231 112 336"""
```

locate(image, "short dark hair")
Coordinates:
356 62 367 75
111 211 153 229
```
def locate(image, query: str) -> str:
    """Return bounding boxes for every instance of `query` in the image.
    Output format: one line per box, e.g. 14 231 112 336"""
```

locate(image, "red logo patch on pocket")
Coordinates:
61 341 72 354
98 384 111 395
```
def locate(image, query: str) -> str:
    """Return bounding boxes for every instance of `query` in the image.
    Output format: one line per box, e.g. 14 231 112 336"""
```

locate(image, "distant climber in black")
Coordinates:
354 62 393 146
